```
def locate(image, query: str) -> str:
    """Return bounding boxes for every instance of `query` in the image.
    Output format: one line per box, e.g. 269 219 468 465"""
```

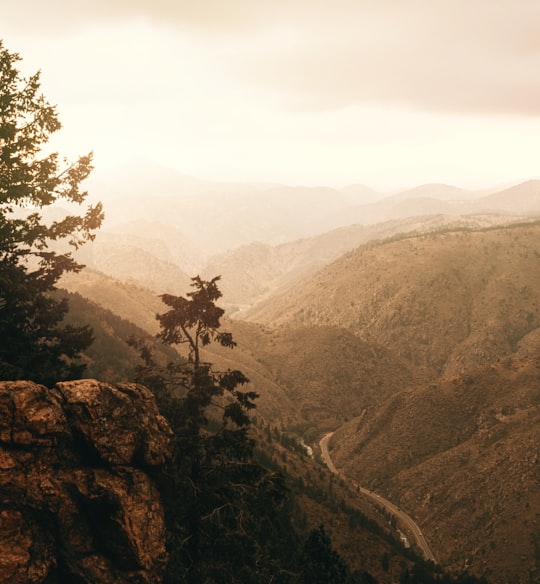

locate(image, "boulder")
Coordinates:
0 380 172 583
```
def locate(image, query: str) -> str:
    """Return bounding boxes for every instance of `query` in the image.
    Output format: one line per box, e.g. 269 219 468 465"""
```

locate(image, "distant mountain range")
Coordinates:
86 161 540 256
72 160 540 309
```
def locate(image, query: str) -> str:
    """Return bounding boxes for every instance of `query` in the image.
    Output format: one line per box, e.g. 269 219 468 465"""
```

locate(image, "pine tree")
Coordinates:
300 525 350 584
131 276 293 583
0 40 103 385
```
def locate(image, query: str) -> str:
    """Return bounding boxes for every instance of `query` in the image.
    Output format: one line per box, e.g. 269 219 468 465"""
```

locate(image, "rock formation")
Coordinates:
0 379 172 583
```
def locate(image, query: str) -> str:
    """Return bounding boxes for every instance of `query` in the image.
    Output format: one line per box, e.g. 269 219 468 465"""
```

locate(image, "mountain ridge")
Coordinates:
243 221 540 382
85 160 540 255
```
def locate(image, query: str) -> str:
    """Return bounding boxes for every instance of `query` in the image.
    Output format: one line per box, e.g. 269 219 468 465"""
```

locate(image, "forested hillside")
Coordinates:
56 290 180 382
61 282 488 584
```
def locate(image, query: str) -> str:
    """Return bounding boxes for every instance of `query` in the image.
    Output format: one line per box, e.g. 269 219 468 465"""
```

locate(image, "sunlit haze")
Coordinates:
3 1 540 190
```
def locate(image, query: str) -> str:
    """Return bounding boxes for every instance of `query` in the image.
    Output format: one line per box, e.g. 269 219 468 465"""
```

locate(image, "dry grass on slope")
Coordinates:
331 354 540 584
205 321 415 432
245 222 540 383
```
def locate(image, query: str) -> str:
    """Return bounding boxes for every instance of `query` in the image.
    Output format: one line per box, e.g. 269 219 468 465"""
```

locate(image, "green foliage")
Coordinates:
0 40 103 385
0 258 92 384
157 276 236 358
399 564 488 584
132 276 300 583
57 289 179 383
300 525 350 584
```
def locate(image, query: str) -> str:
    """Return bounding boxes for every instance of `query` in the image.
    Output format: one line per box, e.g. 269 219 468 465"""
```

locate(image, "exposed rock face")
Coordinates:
0 379 172 583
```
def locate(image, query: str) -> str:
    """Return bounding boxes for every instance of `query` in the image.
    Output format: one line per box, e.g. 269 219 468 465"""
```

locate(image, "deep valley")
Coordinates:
56 171 540 584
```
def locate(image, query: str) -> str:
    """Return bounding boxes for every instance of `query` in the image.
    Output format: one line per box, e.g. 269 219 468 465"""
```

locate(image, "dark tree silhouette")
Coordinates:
300 525 350 584
0 40 103 385
131 276 294 583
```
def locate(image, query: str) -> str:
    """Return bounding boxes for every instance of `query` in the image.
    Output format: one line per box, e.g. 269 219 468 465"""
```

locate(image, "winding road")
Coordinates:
319 432 437 564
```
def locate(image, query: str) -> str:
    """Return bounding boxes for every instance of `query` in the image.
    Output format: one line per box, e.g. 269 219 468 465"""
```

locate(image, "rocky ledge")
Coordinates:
0 379 173 583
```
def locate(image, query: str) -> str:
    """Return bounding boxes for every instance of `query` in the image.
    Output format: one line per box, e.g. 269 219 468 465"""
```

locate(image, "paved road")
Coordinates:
319 432 437 564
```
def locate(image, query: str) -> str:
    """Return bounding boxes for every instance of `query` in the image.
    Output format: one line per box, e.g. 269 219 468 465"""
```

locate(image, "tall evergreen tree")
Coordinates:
300 525 350 584
131 276 294 583
0 40 103 385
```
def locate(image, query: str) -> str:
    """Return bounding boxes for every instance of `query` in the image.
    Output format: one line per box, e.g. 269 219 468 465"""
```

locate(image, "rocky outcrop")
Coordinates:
0 379 172 583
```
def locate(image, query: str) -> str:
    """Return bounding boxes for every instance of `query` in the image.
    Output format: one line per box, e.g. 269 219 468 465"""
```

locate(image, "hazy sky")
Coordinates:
2 0 540 189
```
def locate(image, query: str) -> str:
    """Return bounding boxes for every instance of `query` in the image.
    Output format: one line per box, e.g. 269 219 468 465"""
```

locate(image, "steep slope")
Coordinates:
330 351 540 584
206 213 520 309
207 321 415 431
250 424 443 584
57 290 180 383
60 268 165 335
472 179 540 214
245 221 540 382
74 232 192 296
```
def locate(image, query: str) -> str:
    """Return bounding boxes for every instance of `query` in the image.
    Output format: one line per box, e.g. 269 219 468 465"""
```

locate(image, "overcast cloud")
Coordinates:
5 0 540 116
2 1 539 188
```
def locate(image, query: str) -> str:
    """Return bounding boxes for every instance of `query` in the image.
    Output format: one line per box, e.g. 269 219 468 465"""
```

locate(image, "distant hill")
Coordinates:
74 231 193 295
244 221 540 382
57 289 179 383
86 161 539 256
471 178 540 214
75 186 525 310
387 183 477 202
313 180 539 227
209 213 521 309
88 162 358 254
339 183 383 203
94 220 208 273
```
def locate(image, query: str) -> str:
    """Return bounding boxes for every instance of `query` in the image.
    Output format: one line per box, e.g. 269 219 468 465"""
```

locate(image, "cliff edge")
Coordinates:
0 379 172 584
